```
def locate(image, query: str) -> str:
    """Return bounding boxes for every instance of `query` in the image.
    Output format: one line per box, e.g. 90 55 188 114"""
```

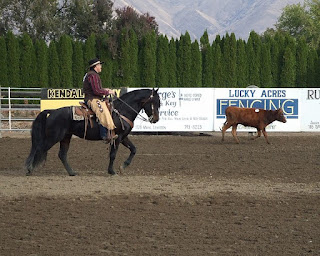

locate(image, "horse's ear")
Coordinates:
155 88 159 93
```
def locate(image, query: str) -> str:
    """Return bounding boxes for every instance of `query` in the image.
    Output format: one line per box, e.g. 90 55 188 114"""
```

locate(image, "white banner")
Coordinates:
129 88 214 132
300 89 320 131
213 88 301 132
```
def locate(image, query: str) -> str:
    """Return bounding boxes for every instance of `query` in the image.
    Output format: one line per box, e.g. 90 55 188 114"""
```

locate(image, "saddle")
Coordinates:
74 102 95 129
73 101 134 135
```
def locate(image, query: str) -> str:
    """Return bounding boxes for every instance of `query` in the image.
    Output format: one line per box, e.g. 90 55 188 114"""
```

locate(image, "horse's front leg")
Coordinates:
58 134 77 176
119 137 136 173
107 138 121 175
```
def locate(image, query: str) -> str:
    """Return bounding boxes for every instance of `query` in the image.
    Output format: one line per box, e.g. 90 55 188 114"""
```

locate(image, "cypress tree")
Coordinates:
20 33 34 87
118 29 132 87
96 34 113 88
280 46 296 87
140 31 156 87
0 36 8 86
317 46 320 86
72 41 84 88
35 39 49 88
214 35 221 47
30 40 37 87
58 35 73 88
6 31 20 87
285 35 296 86
84 33 96 63
190 40 202 87
156 35 169 88
236 39 248 87
260 44 272 87
275 32 286 86
200 31 213 87
296 37 308 87
246 31 261 86
116 29 139 88
112 59 121 88
129 30 139 87
212 42 223 87
176 32 192 87
167 38 177 87
48 41 60 88
270 36 280 87
307 48 318 87
223 33 237 87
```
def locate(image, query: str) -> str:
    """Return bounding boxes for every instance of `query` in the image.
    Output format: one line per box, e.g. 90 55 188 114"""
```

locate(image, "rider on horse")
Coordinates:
83 58 118 143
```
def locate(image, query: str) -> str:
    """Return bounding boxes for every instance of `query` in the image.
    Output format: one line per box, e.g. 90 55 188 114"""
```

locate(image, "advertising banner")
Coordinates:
39 87 319 133
128 88 214 132
213 88 301 132
300 89 320 131
40 88 125 111
40 88 83 111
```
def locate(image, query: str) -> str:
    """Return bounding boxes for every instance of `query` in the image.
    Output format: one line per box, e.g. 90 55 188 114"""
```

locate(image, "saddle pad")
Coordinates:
72 106 85 121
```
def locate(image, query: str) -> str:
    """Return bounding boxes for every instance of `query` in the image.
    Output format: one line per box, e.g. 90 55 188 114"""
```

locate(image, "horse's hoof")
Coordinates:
108 170 116 175
26 171 32 176
69 172 77 176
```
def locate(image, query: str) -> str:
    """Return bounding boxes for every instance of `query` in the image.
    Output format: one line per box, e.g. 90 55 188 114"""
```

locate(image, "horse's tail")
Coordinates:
25 110 51 174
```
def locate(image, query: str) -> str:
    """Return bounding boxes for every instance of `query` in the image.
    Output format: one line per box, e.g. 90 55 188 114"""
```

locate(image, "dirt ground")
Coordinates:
0 132 319 255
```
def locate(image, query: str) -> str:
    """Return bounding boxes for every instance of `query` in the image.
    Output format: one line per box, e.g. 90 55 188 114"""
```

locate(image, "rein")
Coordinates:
113 93 154 123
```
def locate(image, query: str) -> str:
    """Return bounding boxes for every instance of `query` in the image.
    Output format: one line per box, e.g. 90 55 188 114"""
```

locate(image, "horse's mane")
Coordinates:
119 89 152 101
113 89 152 112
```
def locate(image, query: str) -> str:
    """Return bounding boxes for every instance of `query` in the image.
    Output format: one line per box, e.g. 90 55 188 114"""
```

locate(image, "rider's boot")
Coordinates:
99 124 110 143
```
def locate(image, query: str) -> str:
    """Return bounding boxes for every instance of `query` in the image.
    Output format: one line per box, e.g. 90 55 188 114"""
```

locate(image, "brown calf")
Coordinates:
221 106 287 144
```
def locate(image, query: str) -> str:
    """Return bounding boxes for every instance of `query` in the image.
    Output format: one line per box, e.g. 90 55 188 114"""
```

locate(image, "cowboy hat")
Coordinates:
88 58 104 68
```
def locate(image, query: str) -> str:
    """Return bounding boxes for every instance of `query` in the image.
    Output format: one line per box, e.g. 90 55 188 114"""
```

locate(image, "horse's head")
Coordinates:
142 89 161 123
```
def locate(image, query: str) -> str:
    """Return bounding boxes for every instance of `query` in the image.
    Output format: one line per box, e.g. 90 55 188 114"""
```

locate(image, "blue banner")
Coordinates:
216 99 299 119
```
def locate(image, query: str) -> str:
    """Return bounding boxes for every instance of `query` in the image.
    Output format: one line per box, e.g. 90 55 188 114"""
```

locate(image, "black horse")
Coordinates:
25 88 160 176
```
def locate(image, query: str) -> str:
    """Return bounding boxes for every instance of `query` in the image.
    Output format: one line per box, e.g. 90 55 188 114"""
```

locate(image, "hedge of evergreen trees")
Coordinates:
0 29 319 89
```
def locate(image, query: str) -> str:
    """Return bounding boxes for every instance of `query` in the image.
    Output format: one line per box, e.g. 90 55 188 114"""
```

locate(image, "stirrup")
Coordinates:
101 136 111 144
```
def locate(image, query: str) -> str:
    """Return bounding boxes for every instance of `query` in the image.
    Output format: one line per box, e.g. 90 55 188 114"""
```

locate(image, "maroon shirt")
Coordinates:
83 70 111 101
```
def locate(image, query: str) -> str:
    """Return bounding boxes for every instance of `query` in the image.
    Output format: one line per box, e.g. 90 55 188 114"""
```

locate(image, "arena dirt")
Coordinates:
0 133 319 255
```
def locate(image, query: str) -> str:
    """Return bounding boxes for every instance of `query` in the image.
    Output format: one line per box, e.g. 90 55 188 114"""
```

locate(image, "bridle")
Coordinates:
114 91 157 123
141 91 157 122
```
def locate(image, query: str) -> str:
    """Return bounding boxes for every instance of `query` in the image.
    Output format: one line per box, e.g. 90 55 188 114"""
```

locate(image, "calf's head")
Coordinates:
276 109 287 123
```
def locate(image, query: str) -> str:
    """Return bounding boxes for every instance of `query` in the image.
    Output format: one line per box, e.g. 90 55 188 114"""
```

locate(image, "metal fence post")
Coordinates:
0 87 2 138
8 87 11 131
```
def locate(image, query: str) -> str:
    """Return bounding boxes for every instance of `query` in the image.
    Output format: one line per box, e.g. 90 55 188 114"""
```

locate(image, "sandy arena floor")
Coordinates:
0 132 319 255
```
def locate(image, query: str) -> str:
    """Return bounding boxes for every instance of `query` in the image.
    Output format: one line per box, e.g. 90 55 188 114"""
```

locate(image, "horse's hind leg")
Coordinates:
58 134 76 176
119 137 136 173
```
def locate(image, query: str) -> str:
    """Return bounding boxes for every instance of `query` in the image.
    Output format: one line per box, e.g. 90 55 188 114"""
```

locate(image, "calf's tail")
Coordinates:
25 110 51 174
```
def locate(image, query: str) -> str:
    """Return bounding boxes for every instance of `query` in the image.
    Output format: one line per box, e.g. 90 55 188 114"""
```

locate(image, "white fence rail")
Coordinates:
0 87 41 135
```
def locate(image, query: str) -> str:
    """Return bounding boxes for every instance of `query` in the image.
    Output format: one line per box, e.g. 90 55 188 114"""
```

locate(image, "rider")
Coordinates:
83 57 117 143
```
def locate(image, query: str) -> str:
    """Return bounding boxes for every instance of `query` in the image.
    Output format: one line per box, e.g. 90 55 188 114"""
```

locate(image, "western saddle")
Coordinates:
75 102 95 129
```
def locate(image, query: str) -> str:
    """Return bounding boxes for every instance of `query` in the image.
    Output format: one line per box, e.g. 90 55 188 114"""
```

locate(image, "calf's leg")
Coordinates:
252 129 262 140
262 128 270 144
231 125 240 144
221 122 232 141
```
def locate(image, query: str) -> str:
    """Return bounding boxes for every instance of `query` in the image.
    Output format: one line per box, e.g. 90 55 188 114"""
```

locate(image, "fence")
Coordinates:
0 87 41 136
